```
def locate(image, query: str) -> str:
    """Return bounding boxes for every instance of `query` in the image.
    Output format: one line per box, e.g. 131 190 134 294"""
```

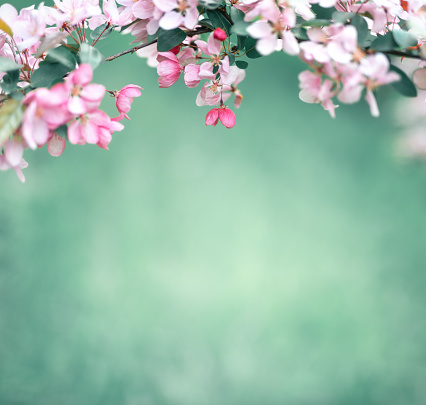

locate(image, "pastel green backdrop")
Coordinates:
2 1 426 404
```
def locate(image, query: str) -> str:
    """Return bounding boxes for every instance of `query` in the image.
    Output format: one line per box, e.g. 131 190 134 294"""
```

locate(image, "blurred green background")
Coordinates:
2 1 426 404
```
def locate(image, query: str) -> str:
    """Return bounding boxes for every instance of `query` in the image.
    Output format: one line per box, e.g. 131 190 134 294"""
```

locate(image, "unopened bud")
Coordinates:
213 28 227 42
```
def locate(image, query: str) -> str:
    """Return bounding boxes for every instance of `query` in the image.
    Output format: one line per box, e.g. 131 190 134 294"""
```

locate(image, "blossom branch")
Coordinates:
105 26 212 62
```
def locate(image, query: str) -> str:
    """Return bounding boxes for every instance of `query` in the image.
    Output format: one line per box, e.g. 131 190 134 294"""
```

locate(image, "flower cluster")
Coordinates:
0 0 426 181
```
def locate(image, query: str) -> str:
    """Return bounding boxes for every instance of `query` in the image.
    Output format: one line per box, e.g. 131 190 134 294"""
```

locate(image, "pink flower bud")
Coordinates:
205 106 236 128
213 28 227 42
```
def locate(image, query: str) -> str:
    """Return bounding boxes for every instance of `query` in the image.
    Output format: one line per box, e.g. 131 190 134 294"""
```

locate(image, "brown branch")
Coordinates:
105 26 212 62
382 50 422 60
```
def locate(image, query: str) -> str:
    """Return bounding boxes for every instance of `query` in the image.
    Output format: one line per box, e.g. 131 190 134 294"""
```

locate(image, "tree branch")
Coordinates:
105 26 212 62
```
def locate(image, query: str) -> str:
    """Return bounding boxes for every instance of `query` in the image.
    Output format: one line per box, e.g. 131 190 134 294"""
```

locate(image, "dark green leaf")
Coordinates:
300 19 332 27
90 23 114 41
198 0 222 10
10 91 24 101
237 35 247 51
79 43 104 70
393 30 418 49
54 124 68 138
207 9 232 36
291 26 308 41
231 21 249 36
311 4 334 20
332 11 355 23
157 28 186 52
31 61 68 88
199 19 214 30
236 60 248 69
228 53 235 66
0 57 22 72
147 27 162 42
1 69 19 93
350 14 368 46
369 33 398 51
45 45 77 69
245 37 262 59
390 64 418 97
230 8 245 23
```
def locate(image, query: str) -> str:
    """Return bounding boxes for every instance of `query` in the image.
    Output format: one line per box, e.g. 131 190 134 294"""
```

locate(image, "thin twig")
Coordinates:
105 26 212 62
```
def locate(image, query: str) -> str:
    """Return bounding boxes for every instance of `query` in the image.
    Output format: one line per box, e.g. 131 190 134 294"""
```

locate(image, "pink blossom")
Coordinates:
0 138 28 183
51 0 102 26
184 64 201 88
114 84 143 120
359 53 400 117
205 106 236 129
68 110 124 149
89 0 131 30
156 48 195 88
246 2 299 56
154 0 198 30
61 64 106 115
22 88 70 149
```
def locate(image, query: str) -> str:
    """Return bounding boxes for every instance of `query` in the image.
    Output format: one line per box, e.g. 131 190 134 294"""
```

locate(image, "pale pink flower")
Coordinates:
113 84 143 120
52 0 102 25
246 3 299 56
0 138 28 183
89 0 131 29
298 70 338 118
154 0 199 30
205 106 236 128
184 64 201 88
68 110 124 149
23 88 70 149
359 53 400 117
156 48 195 88
60 64 106 115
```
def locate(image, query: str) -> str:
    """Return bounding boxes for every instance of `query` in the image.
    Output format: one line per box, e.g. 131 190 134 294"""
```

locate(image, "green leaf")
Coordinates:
230 8 245 23
157 28 186 52
236 60 248 69
228 53 235 66
300 19 332 27
369 33 398 51
393 30 418 49
31 60 69 88
79 43 104 70
54 124 68 138
0 99 23 148
237 35 247 51
45 46 77 69
245 37 262 59
390 64 418 97
199 19 214 30
231 21 249 36
350 14 369 46
90 23 114 41
311 4 334 20
147 27 162 42
198 0 222 10
291 26 308 41
0 57 22 73
207 9 232 36
332 11 355 23
1 69 19 93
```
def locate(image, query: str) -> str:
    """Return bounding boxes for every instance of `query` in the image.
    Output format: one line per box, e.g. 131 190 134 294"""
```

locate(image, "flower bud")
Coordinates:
213 28 227 42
